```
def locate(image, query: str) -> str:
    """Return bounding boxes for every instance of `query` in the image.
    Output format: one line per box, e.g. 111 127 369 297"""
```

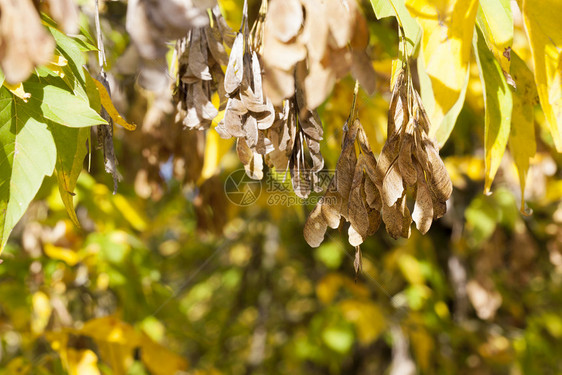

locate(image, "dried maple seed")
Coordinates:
376 67 453 238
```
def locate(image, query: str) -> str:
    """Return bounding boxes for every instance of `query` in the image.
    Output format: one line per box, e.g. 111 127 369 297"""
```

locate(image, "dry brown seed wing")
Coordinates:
262 66 297 106
188 28 212 81
399 195 412 238
425 141 453 202
325 0 355 49
237 136 252 163
301 0 328 61
382 162 404 207
205 18 229 66
412 165 434 234
290 135 312 198
223 99 245 137
432 196 447 219
268 0 303 43
366 205 381 236
0 0 55 84
376 132 400 183
224 33 245 94
348 157 369 239
381 199 404 240
193 81 218 122
256 100 276 130
351 50 376 95
304 58 337 111
398 133 417 186
46 0 78 34
413 91 431 134
213 6 236 46
348 225 364 247
321 179 344 228
336 120 360 199
243 115 259 148
364 175 381 210
251 51 265 103
304 205 329 247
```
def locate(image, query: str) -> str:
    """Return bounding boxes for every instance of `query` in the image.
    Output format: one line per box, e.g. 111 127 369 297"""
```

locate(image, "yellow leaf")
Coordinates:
397 253 425 285
66 349 101 375
46 54 69 79
522 0 562 151
44 243 81 266
112 195 147 231
93 78 136 131
406 0 478 117
199 123 235 182
474 27 513 194
3 81 31 102
31 291 52 335
3 357 31 375
477 0 513 75
79 316 140 375
508 53 537 212
339 299 386 345
140 333 189 375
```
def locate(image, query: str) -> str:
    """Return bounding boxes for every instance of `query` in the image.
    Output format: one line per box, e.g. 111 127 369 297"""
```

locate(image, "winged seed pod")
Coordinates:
175 5 235 130
375 68 452 239
217 0 325 197
304 110 381 248
262 0 376 111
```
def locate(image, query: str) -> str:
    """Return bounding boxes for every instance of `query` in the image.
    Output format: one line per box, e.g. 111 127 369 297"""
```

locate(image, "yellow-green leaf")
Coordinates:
522 0 562 151
406 0 478 117
474 26 513 194
93 78 136 131
508 53 537 212
369 0 422 56
419 47 470 147
477 0 513 75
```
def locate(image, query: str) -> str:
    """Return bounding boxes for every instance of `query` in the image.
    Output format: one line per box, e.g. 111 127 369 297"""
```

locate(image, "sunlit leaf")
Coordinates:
508 53 537 212
93 78 136 131
522 0 562 151
476 0 513 76
406 0 478 118
66 349 101 375
0 87 57 253
369 0 421 56
474 27 513 194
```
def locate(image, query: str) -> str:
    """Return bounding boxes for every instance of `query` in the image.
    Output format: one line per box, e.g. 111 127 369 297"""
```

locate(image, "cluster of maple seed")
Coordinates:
168 0 452 243
304 68 452 247
216 0 324 197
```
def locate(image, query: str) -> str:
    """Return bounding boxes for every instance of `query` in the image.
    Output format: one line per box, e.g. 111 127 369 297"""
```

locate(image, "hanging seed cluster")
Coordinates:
376 69 452 239
305 68 453 247
261 0 375 111
215 2 275 179
175 6 235 130
304 117 381 247
216 0 324 197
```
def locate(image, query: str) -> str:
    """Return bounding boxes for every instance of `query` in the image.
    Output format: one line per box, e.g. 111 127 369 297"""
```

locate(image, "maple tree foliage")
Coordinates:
0 0 562 374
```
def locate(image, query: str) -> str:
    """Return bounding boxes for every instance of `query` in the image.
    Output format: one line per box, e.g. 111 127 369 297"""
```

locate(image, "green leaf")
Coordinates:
0 87 57 252
24 81 106 128
51 124 90 227
476 0 513 75
369 0 421 56
508 53 537 212
474 26 513 194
